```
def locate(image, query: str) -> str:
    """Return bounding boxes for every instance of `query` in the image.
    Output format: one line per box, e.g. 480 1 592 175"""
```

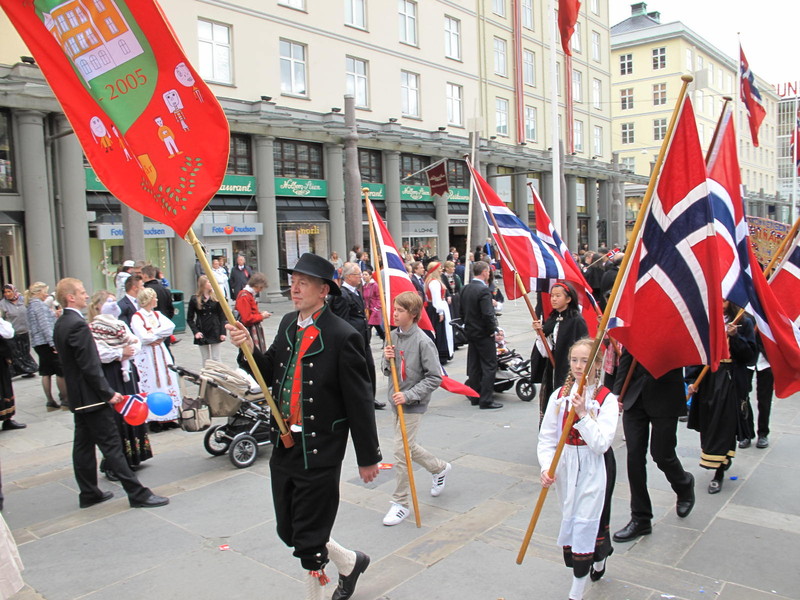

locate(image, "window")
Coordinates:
619 53 632 75
273 139 324 178
279 0 304 8
695 55 704 71
345 56 368 107
398 0 417 45
523 50 535 85
105 16 118 34
227 134 252 174
696 89 704 113
446 83 463 125
345 0 366 29
653 118 667 141
685 48 693 69
401 71 420 117
524 106 537 141
571 22 581 54
574 120 584 152
590 0 599 14
621 122 634 144
444 16 461 60
0 109 15 192
521 0 533 29
280 40 307 96
593 125 603 156
652 47 666 70
493 38 507 76
495 98 509 136
620 88 633 110
652 82 667 106
401 153 430 185
448 160 470 188
572 70 582 102
492 0 505 17
93 0 106 10
591 31 601 62
198 19 232 84
359 149 383 183
592 78 601 109
621 156 635 171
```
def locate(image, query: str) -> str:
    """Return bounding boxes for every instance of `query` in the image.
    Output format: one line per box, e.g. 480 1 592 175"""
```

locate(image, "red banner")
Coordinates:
1 0 229 238
426 160 449 198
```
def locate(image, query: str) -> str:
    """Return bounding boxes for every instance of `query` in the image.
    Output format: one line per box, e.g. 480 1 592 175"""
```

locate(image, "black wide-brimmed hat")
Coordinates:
278 252 341 295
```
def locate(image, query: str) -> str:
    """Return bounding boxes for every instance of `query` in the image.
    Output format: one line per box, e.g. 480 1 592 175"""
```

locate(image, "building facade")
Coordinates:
776 80 799 220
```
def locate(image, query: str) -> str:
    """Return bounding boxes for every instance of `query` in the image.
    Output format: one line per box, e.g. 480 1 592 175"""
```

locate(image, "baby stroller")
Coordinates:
494 344 536 402
170 361 272 469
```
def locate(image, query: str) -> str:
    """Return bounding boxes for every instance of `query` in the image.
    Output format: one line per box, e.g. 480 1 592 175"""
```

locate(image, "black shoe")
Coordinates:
374 401 386 410
676 473 695 518
104 469 120 482
756 435 769 449
22 372 36 378
612 519 652 543
738 438 751 449
480 402 503 409
589 547 612 582
708 478 723 494
148 422 164 433
46 399 61 411
469 398 479 406
677 415 688 422
79 490 114 509
2 419 27 430
331 551 370 600
129 494 169 508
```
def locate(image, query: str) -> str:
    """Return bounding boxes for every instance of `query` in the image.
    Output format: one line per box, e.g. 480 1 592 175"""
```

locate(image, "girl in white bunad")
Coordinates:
538 338 618 600
130 288 181 424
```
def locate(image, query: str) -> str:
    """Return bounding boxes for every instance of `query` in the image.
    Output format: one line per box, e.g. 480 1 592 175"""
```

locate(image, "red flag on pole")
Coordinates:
557 0 581 56
0 0 229 237
426 160 449 198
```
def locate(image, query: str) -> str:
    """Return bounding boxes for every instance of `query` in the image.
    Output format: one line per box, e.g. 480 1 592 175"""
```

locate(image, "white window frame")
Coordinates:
621 156 635 171
492 0 506 17
495 97 509 136
401 70 420 117
574 119 584 152
524 105 537 141
522 50 535 86
521 0 533 29
591 31 601 62
572 69 583 103
444 16 461 60
593 125 603 156
621 122 635 144
590 0 599 14
345 56 368 108
652 47 666 70
398 0 418 46
592 78 602 109
620 87 633 110
653 117 667 141
620 53 632 75
279 0 304 9
280 39 307 96
198 19 232 85
446 83 463 126
653 82 666 106
571 22 582 53
493 37 507 76
345 0 366 29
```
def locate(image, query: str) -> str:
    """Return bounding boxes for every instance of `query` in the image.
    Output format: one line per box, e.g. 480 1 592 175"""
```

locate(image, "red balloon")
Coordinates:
124 399 149 426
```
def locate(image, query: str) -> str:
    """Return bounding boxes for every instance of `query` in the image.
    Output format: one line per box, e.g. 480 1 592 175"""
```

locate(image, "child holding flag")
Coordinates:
381 291 451 526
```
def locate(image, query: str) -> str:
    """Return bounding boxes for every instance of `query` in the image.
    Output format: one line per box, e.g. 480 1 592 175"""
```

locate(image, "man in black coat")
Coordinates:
141 265 174 319
460 261 501 409
117 274 143 327
228 253 381 600
410 261 425 302
612 350 695 543
53 278 168 510
228 254 252 300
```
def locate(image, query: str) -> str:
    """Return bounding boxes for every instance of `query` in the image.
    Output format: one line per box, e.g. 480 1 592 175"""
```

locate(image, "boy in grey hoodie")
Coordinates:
381 291 451 526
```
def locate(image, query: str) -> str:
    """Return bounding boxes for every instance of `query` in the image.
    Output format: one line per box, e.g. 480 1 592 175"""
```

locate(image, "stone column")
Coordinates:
565 174 578 250
585 177 598 249
254 135 283 300
598 180 611 248
434 192 449 258
384 151 402 246
513 172 529 226
541 171 554 216
56 116 93 287
171 232 197 294
17 111 56 285
326 143 346 261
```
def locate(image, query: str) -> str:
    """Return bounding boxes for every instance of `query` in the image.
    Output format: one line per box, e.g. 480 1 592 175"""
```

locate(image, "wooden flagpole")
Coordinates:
516 74 694 564
185 229 294 448
365 191 422 528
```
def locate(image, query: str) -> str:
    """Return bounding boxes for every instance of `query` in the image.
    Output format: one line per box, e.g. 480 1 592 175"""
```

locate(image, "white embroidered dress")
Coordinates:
130 308 180 421
537 382 618 554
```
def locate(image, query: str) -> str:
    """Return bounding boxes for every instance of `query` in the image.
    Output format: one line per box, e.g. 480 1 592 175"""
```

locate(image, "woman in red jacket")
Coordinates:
234 272 271 352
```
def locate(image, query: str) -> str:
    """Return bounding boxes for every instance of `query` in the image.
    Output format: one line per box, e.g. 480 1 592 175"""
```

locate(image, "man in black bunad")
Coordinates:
53 278 168 510
227 253 381 600
460 261 502 409
612 349 695 543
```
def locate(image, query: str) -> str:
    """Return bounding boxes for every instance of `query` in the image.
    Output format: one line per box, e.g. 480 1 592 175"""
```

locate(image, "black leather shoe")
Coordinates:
2 419 27 430
612 519 652 543
331 551 370 600
374 401 386 410
738 438 751 449
104 469 120 482
130 494 169 508
589 547 612 581
480 402 504 409
676 473 695 518
469 398 479 406
79 490 114 509
708 478 722 494
756 435 769 449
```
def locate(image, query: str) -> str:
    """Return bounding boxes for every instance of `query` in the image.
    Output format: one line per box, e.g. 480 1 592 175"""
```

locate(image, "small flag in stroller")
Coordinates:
115 394 149 426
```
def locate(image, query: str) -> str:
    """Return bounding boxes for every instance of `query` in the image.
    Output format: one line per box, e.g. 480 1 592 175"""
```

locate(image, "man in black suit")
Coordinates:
141 265 174 319
459 261 501 409
117 274 143 327
612 350 695 543
227 253 381 600
330 263 384 410
410 261 425 302
53 278 168 510
229 254 252 300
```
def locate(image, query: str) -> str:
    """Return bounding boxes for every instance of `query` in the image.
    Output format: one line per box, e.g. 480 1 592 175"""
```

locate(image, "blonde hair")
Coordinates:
195 275 218 304
24 282 48 306
55 278 82 308
88 290 113 320
137 287 157 309
559 338 602 399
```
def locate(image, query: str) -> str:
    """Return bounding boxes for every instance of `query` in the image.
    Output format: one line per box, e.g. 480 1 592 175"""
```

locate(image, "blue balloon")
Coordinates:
146 392 173 417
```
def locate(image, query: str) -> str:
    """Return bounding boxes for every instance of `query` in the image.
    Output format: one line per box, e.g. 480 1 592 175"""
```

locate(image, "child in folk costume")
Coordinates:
538 338 618 600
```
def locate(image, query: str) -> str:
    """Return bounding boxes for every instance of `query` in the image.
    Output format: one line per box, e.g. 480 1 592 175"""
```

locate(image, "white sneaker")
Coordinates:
430 463 451 497
383 502 410 526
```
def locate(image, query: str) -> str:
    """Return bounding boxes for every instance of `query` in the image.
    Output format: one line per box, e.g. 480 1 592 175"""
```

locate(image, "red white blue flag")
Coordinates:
770 233 800 328
740 45 766 148
707 107 800 398
607 97 727 378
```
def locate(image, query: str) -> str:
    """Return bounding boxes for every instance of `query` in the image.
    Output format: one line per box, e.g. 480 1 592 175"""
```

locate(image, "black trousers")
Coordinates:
622 401 692 522
73 405 151 504
270 439 342 571
466 334 497 407
745 368 773 437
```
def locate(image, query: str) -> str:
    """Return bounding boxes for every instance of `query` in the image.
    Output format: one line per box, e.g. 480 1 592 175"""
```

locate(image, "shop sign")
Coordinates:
86 168 256 196
400 185 431 201
402 221 438 236
361 182 385 200
448 187 470 202
96 224 175 239
275 177 327 197
448 216 469 226
202 223 264 236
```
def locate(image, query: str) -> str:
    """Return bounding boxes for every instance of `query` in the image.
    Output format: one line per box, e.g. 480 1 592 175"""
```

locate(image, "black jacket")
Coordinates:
459 280 497 340
530 309 588 389
229 265 252 299
117 296 137 328
613 349 686 418
145 279 174 319
187 296 226 345
330 286 367 338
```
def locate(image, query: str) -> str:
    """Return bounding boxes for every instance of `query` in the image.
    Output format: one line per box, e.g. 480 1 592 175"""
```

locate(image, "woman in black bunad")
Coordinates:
531 281 588 420
687 301 756 494
441 260 463 321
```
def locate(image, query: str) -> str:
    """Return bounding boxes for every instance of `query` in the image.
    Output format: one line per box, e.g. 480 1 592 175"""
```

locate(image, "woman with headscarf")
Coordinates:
0 284 38 378
0 312 25 431
424 261 453 364
25 282 67 410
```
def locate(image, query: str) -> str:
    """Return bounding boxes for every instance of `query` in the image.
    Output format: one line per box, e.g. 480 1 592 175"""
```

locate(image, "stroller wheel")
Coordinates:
516 379 536 402
203 425 231 456
229 433 259 469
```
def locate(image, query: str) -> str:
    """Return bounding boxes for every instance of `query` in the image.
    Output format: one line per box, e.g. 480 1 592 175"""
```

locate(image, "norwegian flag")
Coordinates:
366 200 432 331
708 107 800 398
740 45 767 147
115 393 147 417
607 97 727 378
770 233 800 328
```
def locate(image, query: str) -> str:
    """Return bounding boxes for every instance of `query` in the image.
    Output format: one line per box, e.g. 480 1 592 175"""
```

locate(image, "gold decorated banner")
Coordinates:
746 216 791 267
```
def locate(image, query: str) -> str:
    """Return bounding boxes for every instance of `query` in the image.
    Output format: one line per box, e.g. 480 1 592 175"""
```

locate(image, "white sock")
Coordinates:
569 574 588 600
593 558 606 572
305 571 325 600
326 538 356 576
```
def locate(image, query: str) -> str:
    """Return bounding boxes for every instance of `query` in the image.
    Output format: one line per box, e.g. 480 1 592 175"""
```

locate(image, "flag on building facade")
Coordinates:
557 0 581 55
0 0 229 237
739 45 767 148
607 97 727 378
